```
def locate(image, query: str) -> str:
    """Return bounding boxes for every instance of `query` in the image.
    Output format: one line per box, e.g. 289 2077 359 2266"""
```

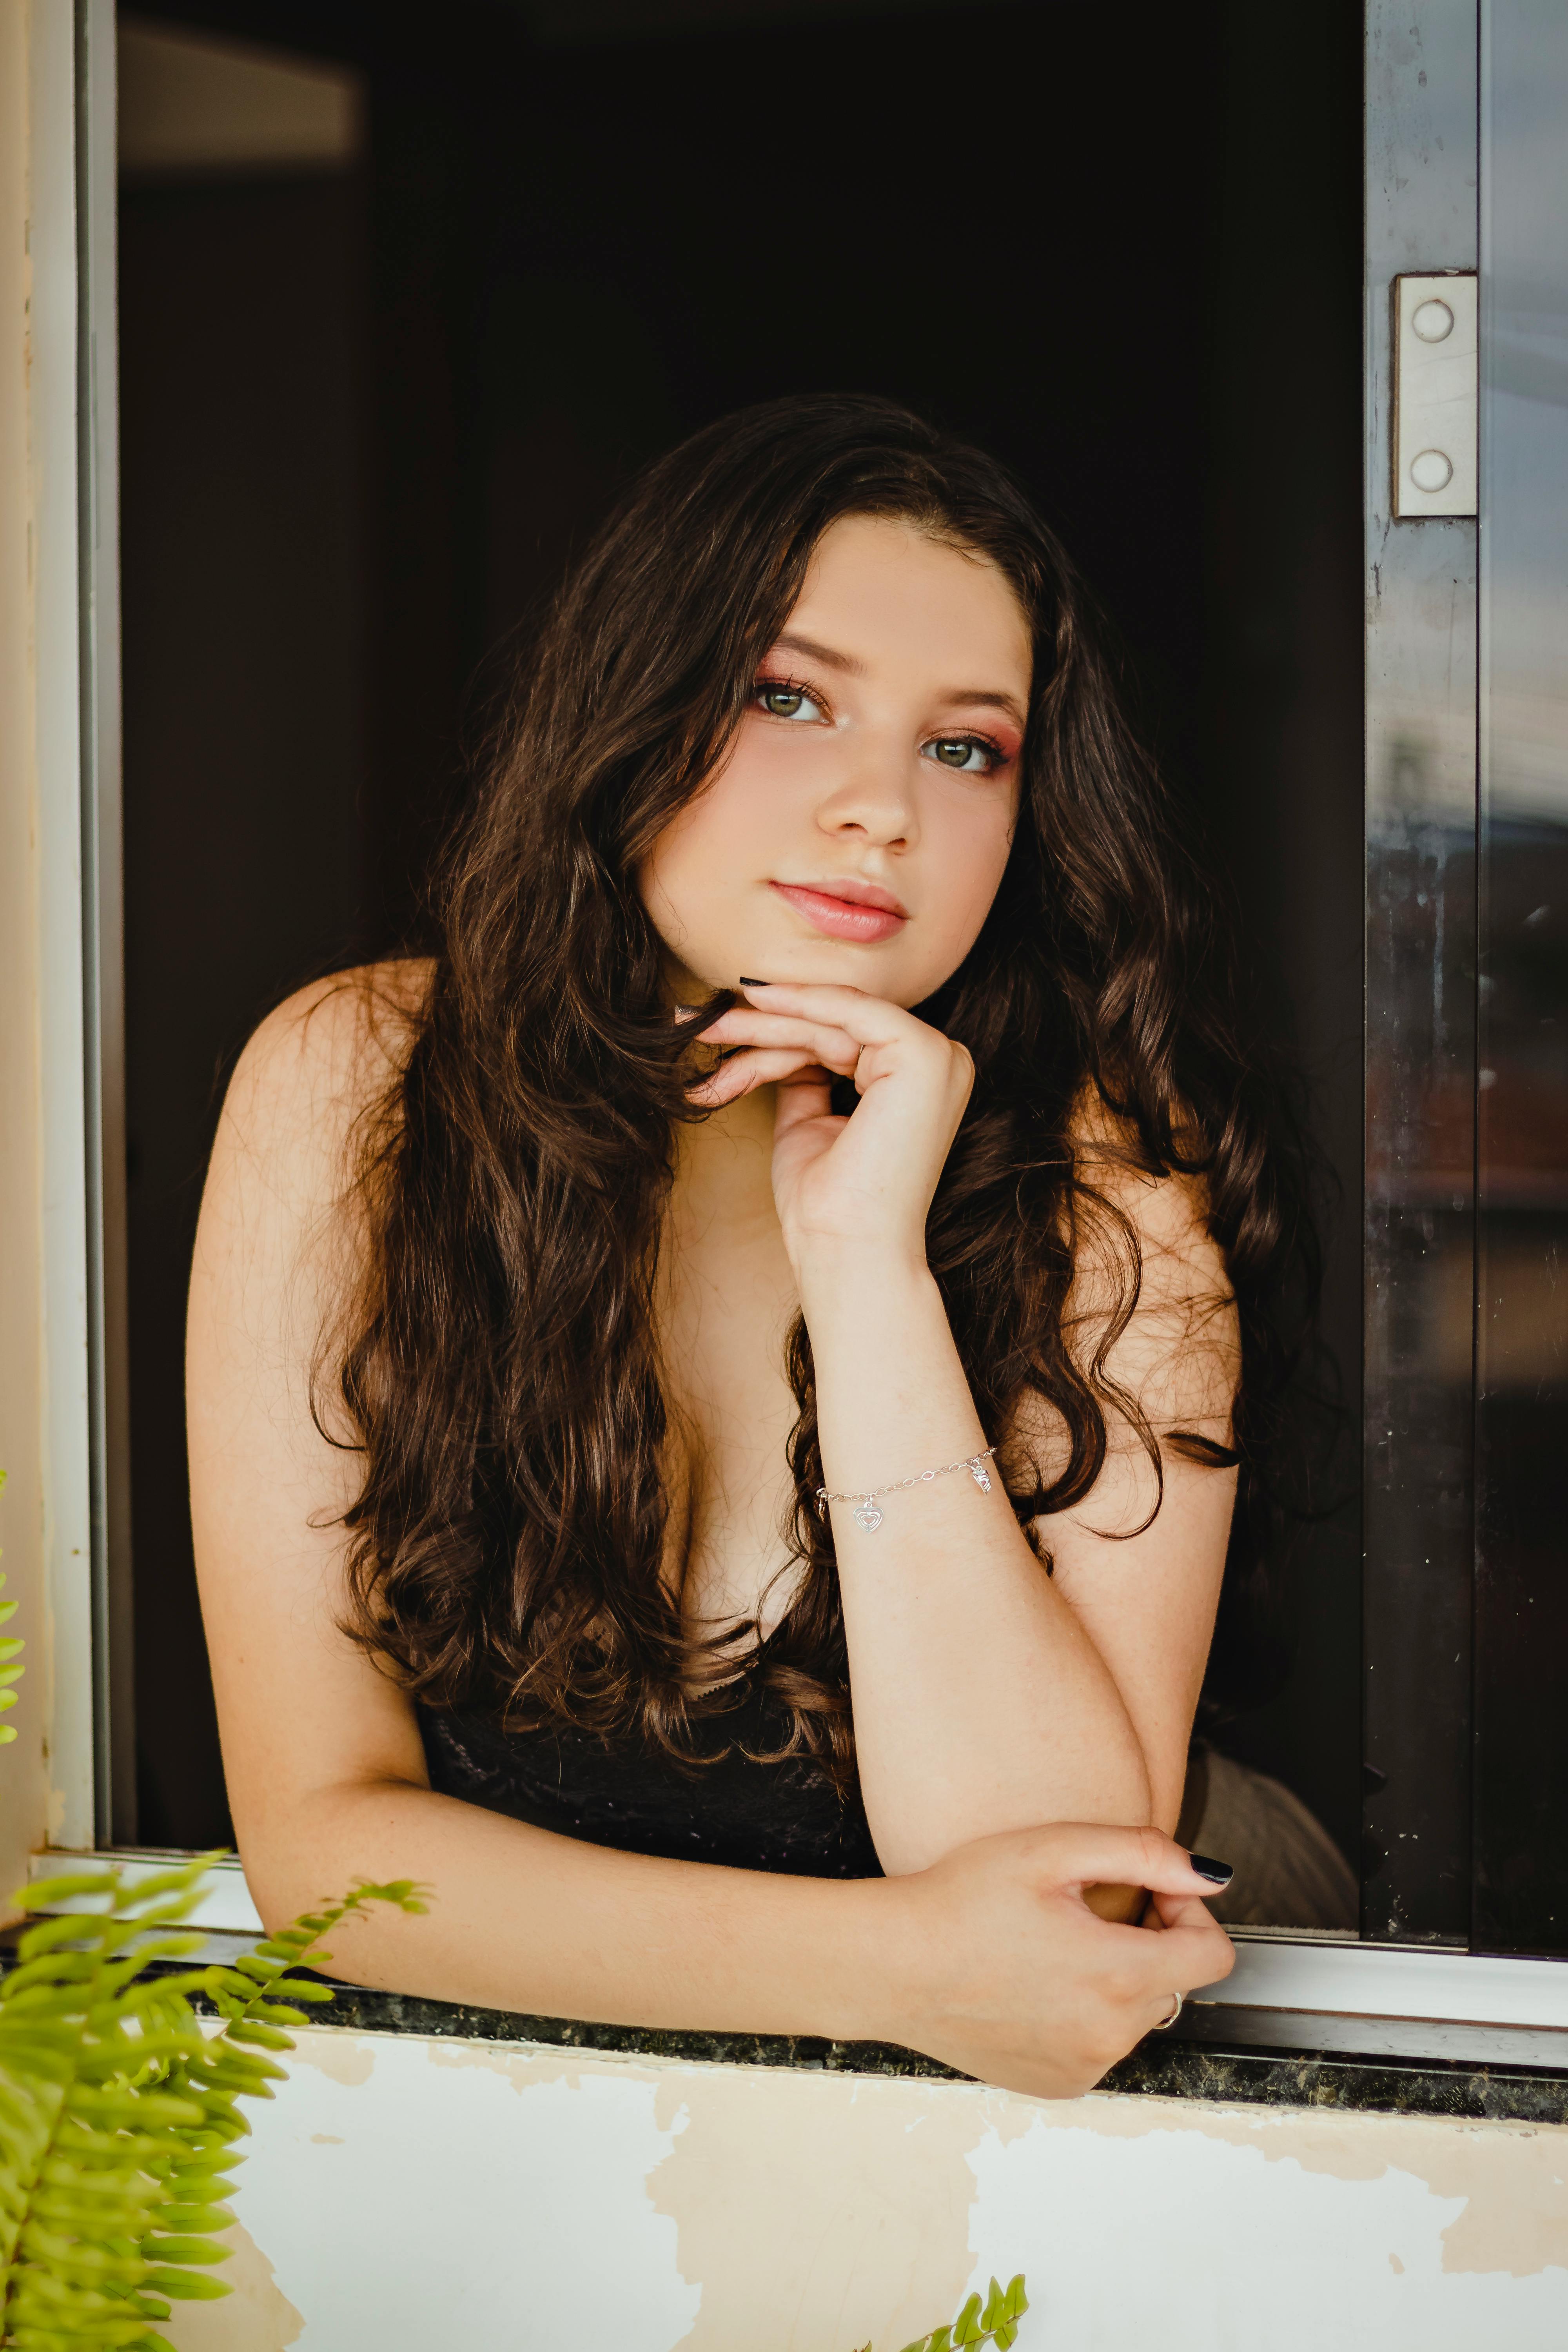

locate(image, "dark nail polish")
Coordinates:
737 975 769 987
1189 1854 1234 1886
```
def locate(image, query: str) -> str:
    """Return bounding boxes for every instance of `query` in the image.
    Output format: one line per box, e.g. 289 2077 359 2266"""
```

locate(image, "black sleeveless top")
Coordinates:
419 1677 882 1880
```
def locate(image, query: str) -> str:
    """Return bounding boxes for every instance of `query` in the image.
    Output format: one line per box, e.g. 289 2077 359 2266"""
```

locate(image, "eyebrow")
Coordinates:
768 632 1027 728
771 631 865 675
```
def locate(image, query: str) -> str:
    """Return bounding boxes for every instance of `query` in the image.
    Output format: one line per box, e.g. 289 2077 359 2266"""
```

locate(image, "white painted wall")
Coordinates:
166 2027 1568 2352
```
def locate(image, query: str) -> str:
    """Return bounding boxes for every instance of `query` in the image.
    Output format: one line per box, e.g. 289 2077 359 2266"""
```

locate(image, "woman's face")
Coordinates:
641 514 1031 1009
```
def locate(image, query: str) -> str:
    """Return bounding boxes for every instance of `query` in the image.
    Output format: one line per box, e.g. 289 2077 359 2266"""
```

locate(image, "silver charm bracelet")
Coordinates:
817 1446 997 1533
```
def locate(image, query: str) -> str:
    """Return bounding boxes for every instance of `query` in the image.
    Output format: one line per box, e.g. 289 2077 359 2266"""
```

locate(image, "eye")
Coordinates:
923 734 1004 774
755 681 827 722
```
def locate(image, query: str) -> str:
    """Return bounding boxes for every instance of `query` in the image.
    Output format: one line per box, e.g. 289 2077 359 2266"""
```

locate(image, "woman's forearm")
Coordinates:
802 1249 1152 1875
246 1777 889 2037
241 1781 1241 2102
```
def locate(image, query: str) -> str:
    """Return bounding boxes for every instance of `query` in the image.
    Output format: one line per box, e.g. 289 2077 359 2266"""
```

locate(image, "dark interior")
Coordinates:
117 0 1365 1871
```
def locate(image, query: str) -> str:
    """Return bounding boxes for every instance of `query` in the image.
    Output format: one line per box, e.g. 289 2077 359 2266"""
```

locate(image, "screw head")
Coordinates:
1410 447 1455 493
1411 296 1455 343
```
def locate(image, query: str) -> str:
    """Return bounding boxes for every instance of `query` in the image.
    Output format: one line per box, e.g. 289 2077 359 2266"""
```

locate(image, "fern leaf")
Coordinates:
254 1979 333 2005
884 2271 1029 2352
142 2265 233 2299
114 1858 230 1911
0 1534 22 1745
141 2233 228 2267
3 1849 427 2343
16 1872 125 1911
148 2192 231 2230
216 2021 294 2054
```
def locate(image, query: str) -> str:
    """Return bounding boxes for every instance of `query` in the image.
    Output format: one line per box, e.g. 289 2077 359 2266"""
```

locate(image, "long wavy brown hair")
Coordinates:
328 394 1323 1777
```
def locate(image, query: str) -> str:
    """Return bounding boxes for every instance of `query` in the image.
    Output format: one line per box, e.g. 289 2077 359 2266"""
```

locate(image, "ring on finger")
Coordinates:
1154 1992 1183 2031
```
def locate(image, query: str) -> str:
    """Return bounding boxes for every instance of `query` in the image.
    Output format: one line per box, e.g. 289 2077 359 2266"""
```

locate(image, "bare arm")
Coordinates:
695 987 1238 1886
807 1183 1234 1882
188 975 1234 2092
187 975 873 2031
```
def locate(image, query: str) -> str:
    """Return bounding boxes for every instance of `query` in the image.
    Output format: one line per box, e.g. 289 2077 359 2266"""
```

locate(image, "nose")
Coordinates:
813 730 916 851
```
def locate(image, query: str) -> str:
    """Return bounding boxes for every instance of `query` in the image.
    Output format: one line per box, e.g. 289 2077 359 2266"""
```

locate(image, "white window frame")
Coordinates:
31 0 100 1857
22 0 1566 2074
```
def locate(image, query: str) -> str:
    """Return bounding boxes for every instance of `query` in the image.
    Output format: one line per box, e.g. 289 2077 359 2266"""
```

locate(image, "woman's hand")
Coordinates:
866 1823 1236 2098
687 981 973 1274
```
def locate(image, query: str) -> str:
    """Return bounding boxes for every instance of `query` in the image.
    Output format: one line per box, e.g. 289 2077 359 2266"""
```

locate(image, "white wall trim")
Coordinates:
1196 1932 1568 2031
31 0 95 1849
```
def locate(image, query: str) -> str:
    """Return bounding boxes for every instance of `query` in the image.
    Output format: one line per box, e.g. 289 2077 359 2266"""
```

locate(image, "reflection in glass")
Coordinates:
1475 0 1568 1955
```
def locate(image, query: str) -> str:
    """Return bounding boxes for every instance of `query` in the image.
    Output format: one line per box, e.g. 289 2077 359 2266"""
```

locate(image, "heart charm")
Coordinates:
852 1501 884 1532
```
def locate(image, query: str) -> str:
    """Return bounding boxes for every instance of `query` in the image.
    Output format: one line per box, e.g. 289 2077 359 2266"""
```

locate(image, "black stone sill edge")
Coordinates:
241 1979 1568 2129
4 1944 1563 2127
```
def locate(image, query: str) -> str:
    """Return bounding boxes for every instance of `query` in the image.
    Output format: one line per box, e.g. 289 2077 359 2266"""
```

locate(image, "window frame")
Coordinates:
31 0 100 1857
1359 0 1481 1949
29 0 1567 2063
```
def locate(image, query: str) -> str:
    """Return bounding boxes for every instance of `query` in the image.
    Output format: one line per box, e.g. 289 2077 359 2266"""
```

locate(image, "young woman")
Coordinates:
185 396 1306 2100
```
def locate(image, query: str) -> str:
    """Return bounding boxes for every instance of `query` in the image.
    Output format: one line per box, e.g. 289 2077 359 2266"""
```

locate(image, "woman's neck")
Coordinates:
670 1083 782 1250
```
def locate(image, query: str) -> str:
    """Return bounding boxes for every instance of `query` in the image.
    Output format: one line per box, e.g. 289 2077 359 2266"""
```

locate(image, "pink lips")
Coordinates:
769 880 908 944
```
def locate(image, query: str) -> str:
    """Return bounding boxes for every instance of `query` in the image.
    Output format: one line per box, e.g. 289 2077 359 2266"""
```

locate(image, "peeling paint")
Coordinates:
1063 2089 1568 2277
161 2027 1568 2349
645 2064 981 2350
426 2034 600 2096
285 2026 377 2088
163 2217 304 2352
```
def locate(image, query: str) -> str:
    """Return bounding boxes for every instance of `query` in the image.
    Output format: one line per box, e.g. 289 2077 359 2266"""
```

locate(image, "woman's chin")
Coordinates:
666 915 952 1005
710 940 931 1004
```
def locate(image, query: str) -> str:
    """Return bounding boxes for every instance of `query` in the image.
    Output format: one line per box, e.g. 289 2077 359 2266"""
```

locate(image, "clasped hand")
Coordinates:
686 981 974 1273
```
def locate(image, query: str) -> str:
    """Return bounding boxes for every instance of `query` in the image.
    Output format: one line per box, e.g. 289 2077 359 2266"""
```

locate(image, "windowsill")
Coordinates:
7 1920 1561 2127
270 1973 1568 2127
20 1849 1568 2109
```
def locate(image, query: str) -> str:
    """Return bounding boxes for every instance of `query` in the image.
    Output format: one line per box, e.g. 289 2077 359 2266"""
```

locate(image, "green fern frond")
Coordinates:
2 1849 429 2346
0 1474 22 1748
0 1855 216 2347
892 2273 1030 2352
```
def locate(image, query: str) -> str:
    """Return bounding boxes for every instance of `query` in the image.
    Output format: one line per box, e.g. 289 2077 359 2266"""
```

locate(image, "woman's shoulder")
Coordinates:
208 959 433 1231
1063 1082 1226 1292
1010 1084 1240 1478
1063 1083 1239 1408
225 959 430 1130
